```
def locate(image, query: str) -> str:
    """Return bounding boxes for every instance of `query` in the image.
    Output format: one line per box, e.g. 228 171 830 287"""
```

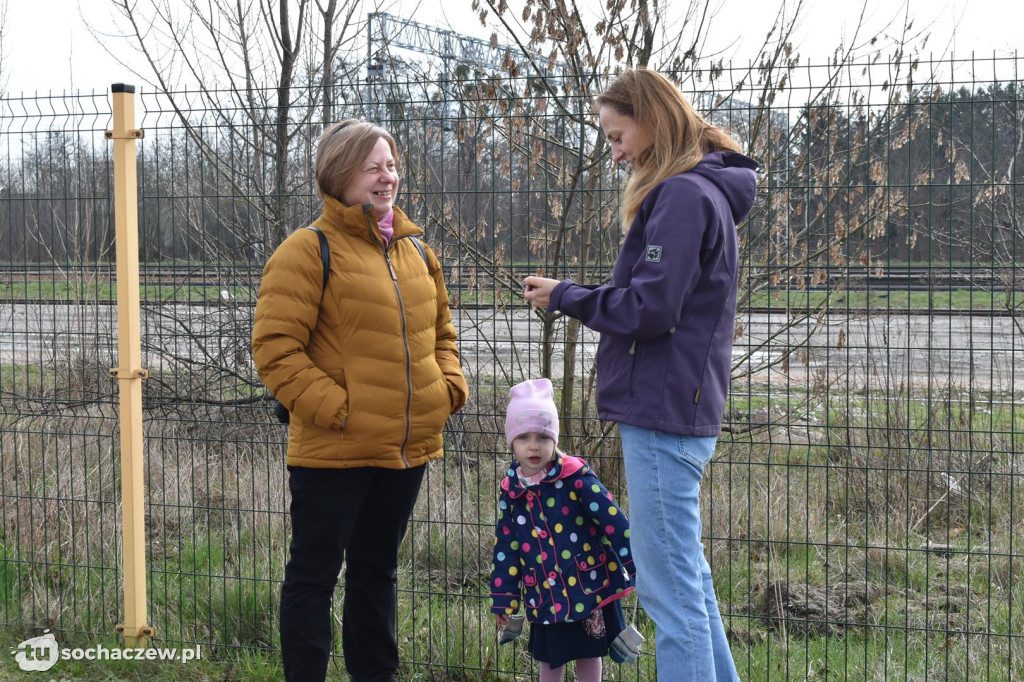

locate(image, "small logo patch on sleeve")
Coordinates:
645 245 663 262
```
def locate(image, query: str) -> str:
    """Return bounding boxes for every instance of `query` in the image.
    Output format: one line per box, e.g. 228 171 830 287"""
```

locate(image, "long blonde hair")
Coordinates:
596 68 741 226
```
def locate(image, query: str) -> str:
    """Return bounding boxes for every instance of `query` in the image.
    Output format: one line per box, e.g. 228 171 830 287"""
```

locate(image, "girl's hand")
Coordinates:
523 276 559 309
494 613 509 629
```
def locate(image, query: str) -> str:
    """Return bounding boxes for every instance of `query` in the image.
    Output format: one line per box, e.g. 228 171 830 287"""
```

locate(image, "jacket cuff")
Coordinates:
329 411 347 430
489 592 521 614
447 377 469 413
549 279 574 311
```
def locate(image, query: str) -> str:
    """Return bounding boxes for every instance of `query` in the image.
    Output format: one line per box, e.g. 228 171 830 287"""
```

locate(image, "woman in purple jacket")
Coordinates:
523 68 758 681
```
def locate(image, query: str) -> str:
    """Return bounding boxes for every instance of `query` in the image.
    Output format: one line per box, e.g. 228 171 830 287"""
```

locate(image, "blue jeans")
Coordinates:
618 424 739 682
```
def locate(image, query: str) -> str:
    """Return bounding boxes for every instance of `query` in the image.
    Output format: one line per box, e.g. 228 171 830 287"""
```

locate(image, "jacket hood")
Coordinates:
689 151 759 225
500 453 588 498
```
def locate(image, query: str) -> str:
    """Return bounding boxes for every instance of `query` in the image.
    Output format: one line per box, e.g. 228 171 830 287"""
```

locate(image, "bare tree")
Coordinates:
71 0 944 427
75 0 370 410
90 0 363 249
445 0 939 446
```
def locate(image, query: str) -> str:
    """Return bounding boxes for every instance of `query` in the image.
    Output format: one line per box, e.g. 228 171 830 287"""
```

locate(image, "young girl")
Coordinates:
490 378 635 682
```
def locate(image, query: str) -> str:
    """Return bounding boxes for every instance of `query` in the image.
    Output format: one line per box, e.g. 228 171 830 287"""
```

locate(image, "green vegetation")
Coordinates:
1 368 1022 680
3 275 1024 311
0 280 253 303
0 363 52 398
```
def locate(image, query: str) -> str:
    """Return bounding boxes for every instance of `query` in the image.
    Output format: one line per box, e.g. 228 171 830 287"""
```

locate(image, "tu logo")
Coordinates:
11 630 59 672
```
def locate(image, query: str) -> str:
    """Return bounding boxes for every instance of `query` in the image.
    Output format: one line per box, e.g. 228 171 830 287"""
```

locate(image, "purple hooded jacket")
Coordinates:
549 151 758 436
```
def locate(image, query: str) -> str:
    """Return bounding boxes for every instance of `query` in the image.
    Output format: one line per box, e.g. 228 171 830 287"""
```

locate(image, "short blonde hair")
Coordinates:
315 119 400 201
596 68 742 226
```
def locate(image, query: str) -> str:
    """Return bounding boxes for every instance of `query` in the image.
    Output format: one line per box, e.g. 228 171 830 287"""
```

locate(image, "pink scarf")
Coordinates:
378 208 394 245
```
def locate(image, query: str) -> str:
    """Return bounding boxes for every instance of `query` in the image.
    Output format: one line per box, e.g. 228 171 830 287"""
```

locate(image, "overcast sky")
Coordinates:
2 0 1020 95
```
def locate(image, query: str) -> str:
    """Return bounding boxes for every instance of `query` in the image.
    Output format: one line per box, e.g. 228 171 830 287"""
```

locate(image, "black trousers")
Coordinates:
279 464 426 682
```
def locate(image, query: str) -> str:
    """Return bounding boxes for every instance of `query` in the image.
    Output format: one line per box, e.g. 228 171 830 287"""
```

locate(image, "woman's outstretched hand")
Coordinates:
523 276 559 309
494 613 509 628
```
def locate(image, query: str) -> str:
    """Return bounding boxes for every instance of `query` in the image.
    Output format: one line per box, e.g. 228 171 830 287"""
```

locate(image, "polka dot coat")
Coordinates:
489 453 635 624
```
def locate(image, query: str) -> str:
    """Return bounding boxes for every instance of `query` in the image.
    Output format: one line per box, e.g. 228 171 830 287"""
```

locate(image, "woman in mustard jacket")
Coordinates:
252 119 468 682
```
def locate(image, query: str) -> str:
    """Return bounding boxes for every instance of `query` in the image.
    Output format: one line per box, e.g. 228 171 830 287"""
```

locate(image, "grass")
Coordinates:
3 273 1024 311
2 366 1023 680
0 280 253 303
707 382 1024 677
0 363 53 398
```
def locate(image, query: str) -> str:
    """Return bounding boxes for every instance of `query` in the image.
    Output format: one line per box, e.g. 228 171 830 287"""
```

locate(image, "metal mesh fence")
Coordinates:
1 54 1022 680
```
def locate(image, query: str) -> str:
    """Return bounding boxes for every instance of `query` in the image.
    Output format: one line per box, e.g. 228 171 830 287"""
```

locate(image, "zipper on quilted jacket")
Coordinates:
365 208 413 468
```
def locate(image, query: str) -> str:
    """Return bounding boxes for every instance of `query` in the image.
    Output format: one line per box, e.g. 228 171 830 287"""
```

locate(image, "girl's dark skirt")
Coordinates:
527 600 625 669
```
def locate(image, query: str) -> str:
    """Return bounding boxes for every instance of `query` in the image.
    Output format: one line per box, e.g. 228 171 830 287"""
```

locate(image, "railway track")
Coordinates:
1 264 1020 316
0 263 1018 287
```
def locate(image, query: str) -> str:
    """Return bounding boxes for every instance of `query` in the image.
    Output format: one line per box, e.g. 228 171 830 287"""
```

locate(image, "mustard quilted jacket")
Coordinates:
252 196 468 469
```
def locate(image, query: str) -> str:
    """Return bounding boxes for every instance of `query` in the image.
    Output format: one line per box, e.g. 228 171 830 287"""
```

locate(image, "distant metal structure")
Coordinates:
365 12 566 82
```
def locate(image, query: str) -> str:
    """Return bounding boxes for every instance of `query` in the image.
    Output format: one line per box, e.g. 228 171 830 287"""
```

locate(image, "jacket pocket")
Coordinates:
574 551 610 595
327 365 350 430
522 569 545 609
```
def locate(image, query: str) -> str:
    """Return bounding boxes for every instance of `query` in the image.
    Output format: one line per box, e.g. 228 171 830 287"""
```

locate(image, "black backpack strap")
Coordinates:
409 236 429 270
304 226 330 292
301 227 420 290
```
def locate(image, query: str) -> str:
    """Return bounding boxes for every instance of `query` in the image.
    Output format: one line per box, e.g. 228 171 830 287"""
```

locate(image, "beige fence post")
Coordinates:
106 83 155 649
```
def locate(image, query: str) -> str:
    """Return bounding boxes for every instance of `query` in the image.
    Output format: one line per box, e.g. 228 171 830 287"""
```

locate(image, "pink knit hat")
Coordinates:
505 378 559 446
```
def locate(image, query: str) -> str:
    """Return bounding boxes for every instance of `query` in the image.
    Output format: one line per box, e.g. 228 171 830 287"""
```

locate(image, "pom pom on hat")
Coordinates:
505 378 559 446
